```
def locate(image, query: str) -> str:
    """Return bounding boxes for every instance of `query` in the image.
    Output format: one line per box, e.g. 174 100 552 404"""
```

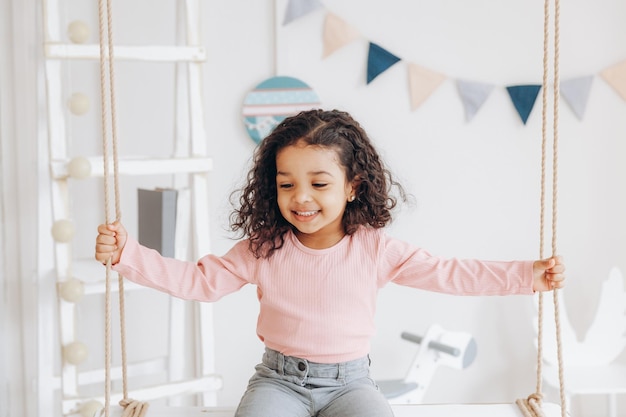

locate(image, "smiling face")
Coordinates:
275 141 357 249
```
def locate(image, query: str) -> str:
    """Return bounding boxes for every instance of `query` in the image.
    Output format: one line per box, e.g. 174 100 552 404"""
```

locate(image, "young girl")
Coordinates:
95 109 565 417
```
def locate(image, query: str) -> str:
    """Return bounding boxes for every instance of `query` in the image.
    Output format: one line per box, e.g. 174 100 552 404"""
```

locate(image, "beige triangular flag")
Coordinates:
600 60 626 101
322 13 361 58
407 63 446 111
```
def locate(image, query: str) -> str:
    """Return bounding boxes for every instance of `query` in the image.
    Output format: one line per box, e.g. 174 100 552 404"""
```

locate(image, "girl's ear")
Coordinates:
350 177 361 195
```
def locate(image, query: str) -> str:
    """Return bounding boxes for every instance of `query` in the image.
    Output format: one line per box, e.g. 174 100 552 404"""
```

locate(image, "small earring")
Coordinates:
349 195 356 202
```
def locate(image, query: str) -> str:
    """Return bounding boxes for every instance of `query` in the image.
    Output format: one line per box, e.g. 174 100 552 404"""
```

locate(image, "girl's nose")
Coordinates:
294 188 312 203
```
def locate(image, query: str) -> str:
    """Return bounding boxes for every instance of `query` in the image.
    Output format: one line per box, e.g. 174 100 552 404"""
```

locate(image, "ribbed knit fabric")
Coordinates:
113 226 534 363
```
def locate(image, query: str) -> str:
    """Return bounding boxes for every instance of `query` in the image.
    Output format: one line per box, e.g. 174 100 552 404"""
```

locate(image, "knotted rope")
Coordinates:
97 0 148 415
516 0 567 416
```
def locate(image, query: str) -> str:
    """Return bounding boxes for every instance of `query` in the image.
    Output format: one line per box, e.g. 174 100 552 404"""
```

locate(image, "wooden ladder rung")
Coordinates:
50 156 213 178
69 259 168 295
45 43 206 62
62 375 223 415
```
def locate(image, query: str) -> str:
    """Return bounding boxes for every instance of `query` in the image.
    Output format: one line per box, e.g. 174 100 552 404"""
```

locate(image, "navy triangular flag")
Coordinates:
367 42 401 84
506 85 542 124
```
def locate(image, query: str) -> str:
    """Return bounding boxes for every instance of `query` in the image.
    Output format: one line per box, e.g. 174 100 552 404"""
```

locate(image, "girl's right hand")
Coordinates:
95 221 128 265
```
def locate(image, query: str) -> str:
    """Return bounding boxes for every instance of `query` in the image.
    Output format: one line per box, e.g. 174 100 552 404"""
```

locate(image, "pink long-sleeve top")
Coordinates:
113 226 534 363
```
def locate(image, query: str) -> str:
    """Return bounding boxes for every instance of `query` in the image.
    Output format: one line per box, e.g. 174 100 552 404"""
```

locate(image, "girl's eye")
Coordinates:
313 183 328 188
279 183 293 189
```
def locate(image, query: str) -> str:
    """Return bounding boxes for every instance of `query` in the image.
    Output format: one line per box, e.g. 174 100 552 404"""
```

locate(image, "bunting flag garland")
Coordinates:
600 60 626 101
367 42 401 84
322 13 361 58
408 63 446 111
506 85 542 125
283 0 324 25
560 76 594 120
281 0 626 122
456 80 495 121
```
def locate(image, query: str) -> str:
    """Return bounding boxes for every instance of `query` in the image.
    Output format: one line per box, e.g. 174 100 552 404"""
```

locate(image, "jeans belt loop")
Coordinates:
278 351 285 375
337 362 346 381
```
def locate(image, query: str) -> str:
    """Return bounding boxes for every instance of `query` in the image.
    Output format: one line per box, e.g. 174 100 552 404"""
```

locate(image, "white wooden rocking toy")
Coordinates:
378 324 477 405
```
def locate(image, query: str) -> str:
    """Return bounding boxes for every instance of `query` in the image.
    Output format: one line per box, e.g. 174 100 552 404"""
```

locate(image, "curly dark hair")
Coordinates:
230 109 407 258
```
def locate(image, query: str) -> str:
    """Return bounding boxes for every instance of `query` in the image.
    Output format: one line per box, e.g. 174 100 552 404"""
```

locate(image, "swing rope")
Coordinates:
97 0 148 415
515 0 567 416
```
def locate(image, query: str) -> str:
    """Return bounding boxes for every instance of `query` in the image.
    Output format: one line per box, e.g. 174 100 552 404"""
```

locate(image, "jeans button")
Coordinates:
298 361 306 371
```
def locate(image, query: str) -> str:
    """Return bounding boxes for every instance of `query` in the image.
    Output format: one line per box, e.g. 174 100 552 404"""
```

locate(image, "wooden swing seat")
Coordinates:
105 402 565 416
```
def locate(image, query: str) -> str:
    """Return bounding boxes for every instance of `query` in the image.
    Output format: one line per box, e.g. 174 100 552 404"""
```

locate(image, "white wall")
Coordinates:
209 0 626 413
2 0 625 416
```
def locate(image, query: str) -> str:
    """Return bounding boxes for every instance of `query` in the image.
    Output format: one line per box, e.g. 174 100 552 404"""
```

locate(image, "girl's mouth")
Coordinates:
294 210 319 217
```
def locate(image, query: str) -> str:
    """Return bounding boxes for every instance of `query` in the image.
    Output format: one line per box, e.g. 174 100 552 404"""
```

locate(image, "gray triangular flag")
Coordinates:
283 0 324 25
456 79 495 121
560 76 594 120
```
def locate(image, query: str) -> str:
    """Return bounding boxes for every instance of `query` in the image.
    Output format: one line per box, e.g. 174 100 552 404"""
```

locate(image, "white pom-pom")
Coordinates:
63 341 88 365
68 93 90 115
58 278 85 303
51 219 75 243
67 20 90 44
67 156 92 179
79 400 103 417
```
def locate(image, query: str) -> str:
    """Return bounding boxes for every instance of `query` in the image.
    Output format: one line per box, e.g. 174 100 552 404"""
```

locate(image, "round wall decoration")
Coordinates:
242 76 321 144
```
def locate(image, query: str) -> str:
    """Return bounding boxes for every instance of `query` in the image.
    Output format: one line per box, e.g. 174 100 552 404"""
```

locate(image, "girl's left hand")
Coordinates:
533 256 565 292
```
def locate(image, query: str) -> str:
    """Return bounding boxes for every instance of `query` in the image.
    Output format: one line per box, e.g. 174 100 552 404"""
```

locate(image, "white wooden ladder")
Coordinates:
39 0 221 415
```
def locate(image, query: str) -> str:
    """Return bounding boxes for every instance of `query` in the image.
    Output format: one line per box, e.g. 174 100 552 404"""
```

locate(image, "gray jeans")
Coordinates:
234 348 394 417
